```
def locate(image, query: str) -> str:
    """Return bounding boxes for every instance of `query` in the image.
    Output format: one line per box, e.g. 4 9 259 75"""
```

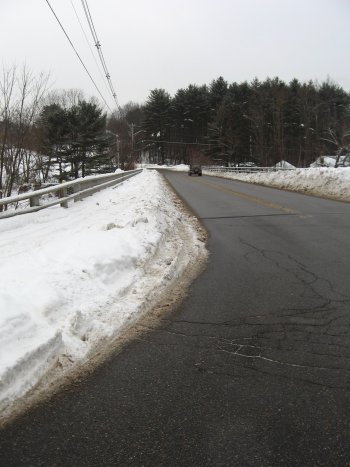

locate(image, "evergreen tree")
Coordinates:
209 76 229 110
38 103 70 181
67 101 107 177
137 76 350 168
172 84 210 163
142 89 172 164
38 100 108 179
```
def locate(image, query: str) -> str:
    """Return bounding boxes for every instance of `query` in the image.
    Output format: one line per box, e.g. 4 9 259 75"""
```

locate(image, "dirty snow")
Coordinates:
0 169 205 418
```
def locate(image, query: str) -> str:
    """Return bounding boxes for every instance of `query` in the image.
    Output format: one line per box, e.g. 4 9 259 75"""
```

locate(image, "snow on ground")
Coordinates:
0 169 206 419
202 167 350 202
310 156 338 168
167 164 189 171
141 164 350 202
274 160 295 169
150 163 350 201
160 163 350 201
310 155 350 167
4 162 347 419
137 164 189 171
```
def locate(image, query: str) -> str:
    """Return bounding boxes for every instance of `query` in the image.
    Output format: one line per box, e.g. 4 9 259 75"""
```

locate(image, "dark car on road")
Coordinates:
188 165 202 176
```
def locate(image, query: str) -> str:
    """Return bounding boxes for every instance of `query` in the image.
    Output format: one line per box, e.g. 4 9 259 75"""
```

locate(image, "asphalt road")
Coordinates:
2 171 350 466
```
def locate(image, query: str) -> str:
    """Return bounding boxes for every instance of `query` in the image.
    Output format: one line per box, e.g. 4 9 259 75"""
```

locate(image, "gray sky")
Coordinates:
1 0 350 110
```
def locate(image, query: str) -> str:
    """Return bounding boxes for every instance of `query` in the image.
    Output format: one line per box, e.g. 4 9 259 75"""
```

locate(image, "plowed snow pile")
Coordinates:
0 169 206 420
203 167 350 201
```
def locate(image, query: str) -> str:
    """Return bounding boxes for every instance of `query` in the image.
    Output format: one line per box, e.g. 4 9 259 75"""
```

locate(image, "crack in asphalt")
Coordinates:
239 236 350 304
134 330 350 390
138 323 350 370
156 172 350 399
216 344 350 372
238 362 348 390
135 231 350 389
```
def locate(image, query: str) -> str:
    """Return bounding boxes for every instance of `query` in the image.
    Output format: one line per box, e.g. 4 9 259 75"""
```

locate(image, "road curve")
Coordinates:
1 171 350 466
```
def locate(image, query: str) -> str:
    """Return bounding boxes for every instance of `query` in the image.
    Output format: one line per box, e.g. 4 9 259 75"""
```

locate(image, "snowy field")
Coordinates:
0 169 206 420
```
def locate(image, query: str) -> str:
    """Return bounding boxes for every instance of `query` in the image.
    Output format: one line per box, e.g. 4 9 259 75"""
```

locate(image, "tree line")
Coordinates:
138 76 350 167
1 65 349 204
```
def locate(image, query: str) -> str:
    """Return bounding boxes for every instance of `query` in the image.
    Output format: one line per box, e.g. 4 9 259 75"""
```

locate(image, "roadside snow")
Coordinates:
162 163 350 201
203 167 350 202
5 162 348 420
0 169 206 419
310 156 338 168
168 164 190 171
310 155 350 167
141 164 350 202
137 164 189 171
274 160 295 169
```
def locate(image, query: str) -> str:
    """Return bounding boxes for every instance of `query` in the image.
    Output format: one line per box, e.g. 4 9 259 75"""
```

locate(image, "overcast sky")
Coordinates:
1 0 350 110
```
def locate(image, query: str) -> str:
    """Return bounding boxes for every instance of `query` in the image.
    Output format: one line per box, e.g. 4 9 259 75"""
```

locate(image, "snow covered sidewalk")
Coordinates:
0 169 206 420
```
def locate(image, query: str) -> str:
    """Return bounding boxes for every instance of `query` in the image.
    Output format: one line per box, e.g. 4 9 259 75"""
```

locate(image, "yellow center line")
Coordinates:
195 177 299 214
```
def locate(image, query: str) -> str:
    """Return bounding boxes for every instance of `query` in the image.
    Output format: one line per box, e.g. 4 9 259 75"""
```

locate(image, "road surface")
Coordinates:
1 171 350 466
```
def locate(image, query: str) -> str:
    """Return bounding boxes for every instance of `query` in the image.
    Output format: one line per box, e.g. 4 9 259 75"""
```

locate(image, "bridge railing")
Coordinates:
0 169 143 220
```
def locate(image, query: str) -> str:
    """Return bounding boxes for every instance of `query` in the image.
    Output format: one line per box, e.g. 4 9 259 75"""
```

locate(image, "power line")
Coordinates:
80 0 122 113
81 0 121 111
70 0 111 98
45 0 112 112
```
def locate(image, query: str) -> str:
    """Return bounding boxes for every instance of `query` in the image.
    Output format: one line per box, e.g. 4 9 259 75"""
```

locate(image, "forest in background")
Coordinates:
138 76 350 167
1 66 350 202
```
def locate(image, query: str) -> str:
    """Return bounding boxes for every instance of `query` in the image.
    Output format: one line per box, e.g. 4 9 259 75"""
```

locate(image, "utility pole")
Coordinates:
130 123 135 165
116 136 120 168
131 123 134 152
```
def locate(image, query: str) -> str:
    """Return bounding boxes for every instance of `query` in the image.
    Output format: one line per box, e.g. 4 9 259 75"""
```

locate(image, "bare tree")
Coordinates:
0 66 15 201
322 127 350 167
44 88 101 110
0 65 49 207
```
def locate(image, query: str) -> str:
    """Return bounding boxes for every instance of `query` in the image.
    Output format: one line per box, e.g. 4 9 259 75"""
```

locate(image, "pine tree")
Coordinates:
209 76 229 110
142 89 172 164
38 100 108 179
38 103 70 181
66 101 107 177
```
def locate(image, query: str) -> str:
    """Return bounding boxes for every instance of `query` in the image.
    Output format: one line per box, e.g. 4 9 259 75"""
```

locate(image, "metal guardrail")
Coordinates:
0 169 143 219
204 166 296 174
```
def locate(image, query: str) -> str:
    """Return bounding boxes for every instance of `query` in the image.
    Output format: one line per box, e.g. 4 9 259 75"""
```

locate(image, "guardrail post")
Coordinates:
73 183 81 202
30 195 40 207
60 187 68 208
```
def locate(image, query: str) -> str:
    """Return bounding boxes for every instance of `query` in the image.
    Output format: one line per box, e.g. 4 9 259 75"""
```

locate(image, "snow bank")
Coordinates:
310 156 338 168
310 155 350 168
168 164 189 171
203 167 350 201
0 169 205 417
137 164 189 171
275 160 295 169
